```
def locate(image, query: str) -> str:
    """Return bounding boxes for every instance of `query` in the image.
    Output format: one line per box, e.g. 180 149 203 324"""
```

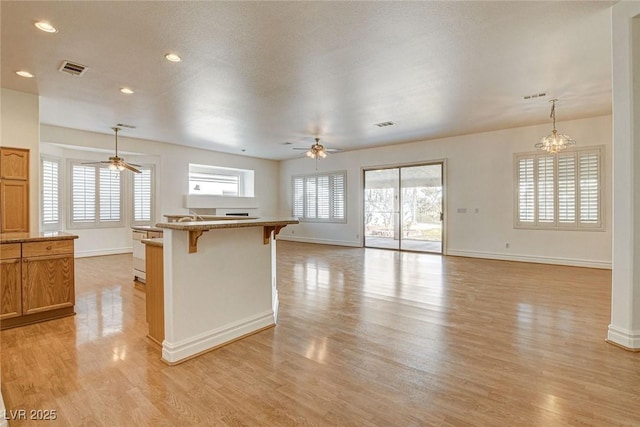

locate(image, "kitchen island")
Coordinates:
153 217 298 364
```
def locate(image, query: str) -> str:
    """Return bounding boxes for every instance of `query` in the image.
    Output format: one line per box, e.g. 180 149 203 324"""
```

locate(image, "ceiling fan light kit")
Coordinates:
83 127 142 173
535 99 576 154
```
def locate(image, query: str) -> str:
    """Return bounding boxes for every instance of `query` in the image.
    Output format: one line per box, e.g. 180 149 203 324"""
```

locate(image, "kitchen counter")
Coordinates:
132 225 165 233
141 237 163 247
0 231 78 244
162 214 257 223
156 217 298 253
153 216 298 364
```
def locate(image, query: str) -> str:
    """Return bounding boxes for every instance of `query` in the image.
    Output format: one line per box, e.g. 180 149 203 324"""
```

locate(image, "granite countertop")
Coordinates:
155 217 299 231
0 231 79 244
132 225 164 233
163 214 258 222
141 237 163 247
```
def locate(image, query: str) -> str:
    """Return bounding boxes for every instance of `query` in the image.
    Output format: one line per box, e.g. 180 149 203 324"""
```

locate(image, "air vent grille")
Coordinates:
374 121 395 128
523 92 547 100
58 60 88 76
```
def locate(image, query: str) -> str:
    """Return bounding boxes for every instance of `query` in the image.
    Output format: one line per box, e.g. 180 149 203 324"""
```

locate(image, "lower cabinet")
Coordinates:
0 238 76 329
145 242 164 344
1 242 22 320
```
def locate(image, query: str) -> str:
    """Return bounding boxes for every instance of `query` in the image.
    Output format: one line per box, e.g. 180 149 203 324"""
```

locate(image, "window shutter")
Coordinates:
557 154 576 224
305 176 317 218
42 158 60 226
72 165 96 223
579 151 599 225
330 173 345 220
133 168 152 223
317 175 330 219
293 171 346 223
517 157 534 223
537 156 554 224
99 168 121 222
293 177 304 217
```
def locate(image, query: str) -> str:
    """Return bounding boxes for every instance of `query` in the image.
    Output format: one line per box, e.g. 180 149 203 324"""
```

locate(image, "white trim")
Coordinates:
74 247 132 258
607 325 640 350
446 249 611 270
161 310 275 364
277 235 360 247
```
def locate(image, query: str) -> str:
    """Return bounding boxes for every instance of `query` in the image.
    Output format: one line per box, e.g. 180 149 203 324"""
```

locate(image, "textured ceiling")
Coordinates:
1 1 614 160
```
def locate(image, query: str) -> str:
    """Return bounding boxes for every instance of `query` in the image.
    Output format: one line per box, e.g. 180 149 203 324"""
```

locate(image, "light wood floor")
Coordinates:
1 241 638 426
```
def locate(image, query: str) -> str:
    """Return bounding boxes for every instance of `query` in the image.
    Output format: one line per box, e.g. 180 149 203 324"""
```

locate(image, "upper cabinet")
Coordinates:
1 148 29 180
0 147 30 233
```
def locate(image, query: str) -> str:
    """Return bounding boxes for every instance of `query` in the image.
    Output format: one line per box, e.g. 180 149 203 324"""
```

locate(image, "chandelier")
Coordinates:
306 138 328 159
535 99 576 154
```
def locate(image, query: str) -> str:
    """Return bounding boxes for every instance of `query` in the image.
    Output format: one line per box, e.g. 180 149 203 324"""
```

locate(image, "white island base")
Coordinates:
158 218 297 364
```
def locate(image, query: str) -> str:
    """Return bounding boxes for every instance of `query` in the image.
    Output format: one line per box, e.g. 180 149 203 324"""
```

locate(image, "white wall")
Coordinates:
0 88 40 232
40 125 280 257
279 115 612 268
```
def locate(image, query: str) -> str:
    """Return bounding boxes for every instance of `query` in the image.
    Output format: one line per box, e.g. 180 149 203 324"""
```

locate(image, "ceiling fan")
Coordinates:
293 137 340 159
84 127 141 173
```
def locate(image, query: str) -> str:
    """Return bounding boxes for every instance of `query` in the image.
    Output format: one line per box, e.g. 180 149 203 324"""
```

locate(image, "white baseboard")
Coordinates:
446 249 611 269
162 311 275 364
75 247 132 258
278 235 360 247
607 325 640 349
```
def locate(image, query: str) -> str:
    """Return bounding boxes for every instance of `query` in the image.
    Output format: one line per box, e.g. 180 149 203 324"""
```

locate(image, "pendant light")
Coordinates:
535 99 576 154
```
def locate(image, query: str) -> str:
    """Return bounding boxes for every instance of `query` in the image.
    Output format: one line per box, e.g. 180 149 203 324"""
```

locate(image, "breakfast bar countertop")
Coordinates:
155 217 299 231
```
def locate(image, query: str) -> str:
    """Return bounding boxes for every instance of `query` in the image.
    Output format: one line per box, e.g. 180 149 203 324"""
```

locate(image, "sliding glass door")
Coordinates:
364 163 443 253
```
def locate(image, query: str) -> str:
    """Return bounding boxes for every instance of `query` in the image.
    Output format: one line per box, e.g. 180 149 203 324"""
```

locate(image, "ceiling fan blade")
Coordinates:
121 162 141 173
82 161 111 165
292 148 310 150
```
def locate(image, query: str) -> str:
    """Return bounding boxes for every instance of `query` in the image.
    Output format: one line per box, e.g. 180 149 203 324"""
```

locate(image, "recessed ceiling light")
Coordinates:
34 21 58 33
165 53 181 62
120 87 134 94
16 70 35 78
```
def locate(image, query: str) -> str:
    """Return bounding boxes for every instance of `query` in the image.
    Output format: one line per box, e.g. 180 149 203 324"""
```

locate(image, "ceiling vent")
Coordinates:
523 92 547 100
374 121 395 127
58 60 88 76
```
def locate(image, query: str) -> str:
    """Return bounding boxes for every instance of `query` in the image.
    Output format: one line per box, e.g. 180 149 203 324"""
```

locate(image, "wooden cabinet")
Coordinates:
0 237 76 329
145 242 164 344
0 147 29 233
1 243 22 320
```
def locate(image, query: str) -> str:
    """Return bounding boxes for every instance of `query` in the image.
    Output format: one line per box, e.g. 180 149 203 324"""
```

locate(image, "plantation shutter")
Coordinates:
517 157 534 223
305 176 317 219
133 168 152 223
42 158 60 227
537 156 554 224
292 171 347 222
579 151 599 225
293 177 304 217
72 165 96 223
515 147 602 230
99 168 121 222
317 175 330 219
330 173 345 220
557 154 576 225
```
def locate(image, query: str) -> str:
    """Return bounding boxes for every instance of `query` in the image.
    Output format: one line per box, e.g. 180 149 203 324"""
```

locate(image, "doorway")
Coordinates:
363 163 444 253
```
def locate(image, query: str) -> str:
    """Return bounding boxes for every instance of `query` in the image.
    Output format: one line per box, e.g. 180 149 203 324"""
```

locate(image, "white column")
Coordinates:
608 3 640 349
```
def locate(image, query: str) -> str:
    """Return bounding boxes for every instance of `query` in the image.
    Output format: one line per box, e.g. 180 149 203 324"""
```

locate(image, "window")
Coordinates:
69 161 123 228
132 166 154 225
41 156 61 230
188 164 254 197
515 146 603 229
292 171 346 222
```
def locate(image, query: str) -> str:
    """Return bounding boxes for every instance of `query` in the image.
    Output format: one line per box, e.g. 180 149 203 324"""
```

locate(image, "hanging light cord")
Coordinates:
550 99 557 131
